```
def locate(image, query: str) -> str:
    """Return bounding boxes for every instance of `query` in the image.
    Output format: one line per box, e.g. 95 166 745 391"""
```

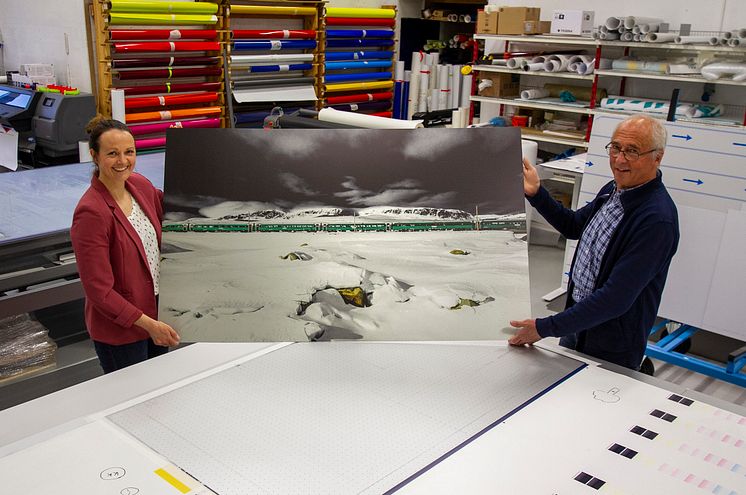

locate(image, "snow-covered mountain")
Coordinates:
357 206 474 221
218 210 287 221
288 207 347 218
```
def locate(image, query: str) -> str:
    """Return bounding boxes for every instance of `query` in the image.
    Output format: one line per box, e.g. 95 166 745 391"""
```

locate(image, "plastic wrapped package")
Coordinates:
0 314 57 379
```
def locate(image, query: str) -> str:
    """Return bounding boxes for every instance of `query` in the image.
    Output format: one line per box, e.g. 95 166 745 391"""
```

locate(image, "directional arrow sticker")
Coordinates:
682 178 703 185
672 134 692 141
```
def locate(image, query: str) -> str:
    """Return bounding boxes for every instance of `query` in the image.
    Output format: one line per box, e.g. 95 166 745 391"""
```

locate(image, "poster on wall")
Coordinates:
159 127 529 342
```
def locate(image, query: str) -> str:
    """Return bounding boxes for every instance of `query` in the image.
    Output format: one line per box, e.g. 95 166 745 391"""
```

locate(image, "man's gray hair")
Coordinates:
618 114 668 151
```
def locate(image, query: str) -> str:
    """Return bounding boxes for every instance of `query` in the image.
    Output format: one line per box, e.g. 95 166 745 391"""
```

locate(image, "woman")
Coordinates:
71 117 179 373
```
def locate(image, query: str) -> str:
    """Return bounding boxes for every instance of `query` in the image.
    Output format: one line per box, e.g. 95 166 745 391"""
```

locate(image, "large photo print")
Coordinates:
160 127 529 341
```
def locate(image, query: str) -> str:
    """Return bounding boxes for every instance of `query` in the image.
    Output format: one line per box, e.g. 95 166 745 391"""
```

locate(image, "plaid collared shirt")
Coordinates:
572 187 625 302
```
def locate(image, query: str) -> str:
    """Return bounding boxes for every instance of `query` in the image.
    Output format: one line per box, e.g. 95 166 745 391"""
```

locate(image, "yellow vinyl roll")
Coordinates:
325 7 396 18
230 5 317 16
109 12 218 25
109 1 218 14
324 80 394 92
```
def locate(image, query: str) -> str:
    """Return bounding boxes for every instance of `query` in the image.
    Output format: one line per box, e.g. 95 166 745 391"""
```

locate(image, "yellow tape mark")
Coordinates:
155 468 191 493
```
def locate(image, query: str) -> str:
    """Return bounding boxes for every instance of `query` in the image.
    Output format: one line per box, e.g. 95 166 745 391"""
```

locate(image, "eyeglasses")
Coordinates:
605 143 658 162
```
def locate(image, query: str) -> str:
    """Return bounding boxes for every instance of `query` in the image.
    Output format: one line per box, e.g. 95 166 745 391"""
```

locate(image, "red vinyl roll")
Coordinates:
231 29 316 39
325 92 393 105
126 106 222 123
325 17 396 27
115 66 222 80
112 56 219 69
118 81 222 95
125 91 219 110
369 111 393 118
135 136 167 149
113 41 220 53
110 29 218 40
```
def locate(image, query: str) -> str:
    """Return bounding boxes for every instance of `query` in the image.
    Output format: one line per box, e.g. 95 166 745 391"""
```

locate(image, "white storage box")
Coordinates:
551 10 595 37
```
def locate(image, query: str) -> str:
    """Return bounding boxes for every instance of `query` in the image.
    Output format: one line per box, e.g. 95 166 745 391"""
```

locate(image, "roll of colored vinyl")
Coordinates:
125 92 219 110
232 30 316 39
331 101 391 113
325 92 393 104
246 63 313 73
109 13 218 25
126 106 221 123
326 29 394 38
231 54 314 64
109 29 217 40
128 117 220 135
325 8 396 19
325 60 392 70
233 40 317 51
318 108 421 128
325 17 395 27
115 66 222 80
119 81 222 95
230 5 316 15
325 72 392 83
326 39 394 48
113 56 219 69
324 80 394 92
135 136 167 149
325 51 393 61
113 41 219 53
232 76 314 89
110 1 218 14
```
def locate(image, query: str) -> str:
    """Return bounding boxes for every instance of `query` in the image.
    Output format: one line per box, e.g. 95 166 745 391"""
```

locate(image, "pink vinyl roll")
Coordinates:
128 117 221 135
136 136 167 149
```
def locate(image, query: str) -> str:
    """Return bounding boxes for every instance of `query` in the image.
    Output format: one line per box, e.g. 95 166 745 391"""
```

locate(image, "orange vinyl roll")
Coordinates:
125 106 221 123
124 92 219 110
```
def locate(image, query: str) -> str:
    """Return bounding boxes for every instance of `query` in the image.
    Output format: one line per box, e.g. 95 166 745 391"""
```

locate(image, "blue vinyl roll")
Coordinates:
324 71 392 83
331 101 391 113
401 80 409 120
326 39 394 48
233 40 317 50
248 63 313 73
325 51 394 61
325 60 392 70
393 80 402 119
234 106 303 124
326 29 394 38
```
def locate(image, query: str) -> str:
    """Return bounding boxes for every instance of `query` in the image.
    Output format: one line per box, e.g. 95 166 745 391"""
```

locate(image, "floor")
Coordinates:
0 242 743 412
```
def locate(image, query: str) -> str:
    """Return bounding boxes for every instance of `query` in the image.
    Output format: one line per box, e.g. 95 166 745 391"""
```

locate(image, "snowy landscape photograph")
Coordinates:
159 127 529 342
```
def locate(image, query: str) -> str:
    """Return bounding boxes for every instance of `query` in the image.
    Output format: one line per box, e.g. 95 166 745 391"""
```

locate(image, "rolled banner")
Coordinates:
125 91 219 110
600 96 723 118
326 29 395 38
520 88 550 100
325 51 394 61
326 39 395 48
233 76 314 88
522 62 545 72
600 31 620 40
323 81 394 93
604 17 622 30
113 56 219 68
325 60 392 70
709 37 725 46
135 136 167 149
115 66 222 80
369 112 393 118
110 1 218 14
675 36 717 45
128 117 221 136
109 29 217 40
125 106 222 123
246 63 313 73
119 81 222 95
543 54 572 73
567 55 593 72
231 54 314 64
623 16 663 30
506 57 528 69
325 8 396 19
736 28 746 39
728 38 740 47
230 5 316 15
667 64 700 75
112 41 220 53
637 23 660 34
620 32 634 42
233 40 317 51
111 88 125 122
325 92 393 105
408 51 422 118
232 30 316 39
318 108 422 129
460 74 472 108
109 13 218 25
417 64 430 112
331 101 391 113
644 32 677 43
325 17 395 27
325 72 393 83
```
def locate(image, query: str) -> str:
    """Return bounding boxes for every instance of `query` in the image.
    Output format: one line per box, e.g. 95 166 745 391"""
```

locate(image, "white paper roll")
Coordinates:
0 76 7 84
667 64 700 74
638 23 660 34
319 108 423 129
544 54 572 73
408 52 422 118
728 38 741 47
620 31 634 41
520 88 550 100
437 65 449 109
430 88 440 111
394 60 405 81
605 17 621 30
624 16 663 30
451 66 461 112
447 65 455 109
451 108 461 128
506 57 528 69
461 74 472 108
645 32 677 43
567 55 593 72
523 62 545 72
600 31 620 40
111 89 125 123
78 140 92 163
736 28 746 39
418 65 430 113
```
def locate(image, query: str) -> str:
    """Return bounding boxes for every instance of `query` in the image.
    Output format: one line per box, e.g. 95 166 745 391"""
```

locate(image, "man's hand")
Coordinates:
508 319 541 346
522 158 540 197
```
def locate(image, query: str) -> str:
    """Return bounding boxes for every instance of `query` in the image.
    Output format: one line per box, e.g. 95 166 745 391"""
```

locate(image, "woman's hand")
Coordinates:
135 314 180 347
522 158 540 197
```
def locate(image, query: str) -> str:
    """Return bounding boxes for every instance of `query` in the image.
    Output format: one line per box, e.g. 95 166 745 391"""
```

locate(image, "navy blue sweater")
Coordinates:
528 172 679 369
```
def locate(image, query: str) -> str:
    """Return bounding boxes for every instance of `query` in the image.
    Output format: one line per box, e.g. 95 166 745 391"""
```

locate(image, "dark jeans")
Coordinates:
93 338 168 374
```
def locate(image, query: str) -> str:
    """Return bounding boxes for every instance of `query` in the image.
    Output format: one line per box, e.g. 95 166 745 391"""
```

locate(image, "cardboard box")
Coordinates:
497 7 540 35
551 10 595 37
478 73 520 98
523 19 551 34
476 10 499 34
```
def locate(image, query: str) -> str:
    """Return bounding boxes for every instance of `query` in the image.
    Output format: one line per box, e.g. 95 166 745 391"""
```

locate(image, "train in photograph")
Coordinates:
163 219 526 233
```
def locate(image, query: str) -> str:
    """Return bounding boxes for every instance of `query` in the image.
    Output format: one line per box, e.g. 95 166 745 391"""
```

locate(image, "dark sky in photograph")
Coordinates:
163 127 524 215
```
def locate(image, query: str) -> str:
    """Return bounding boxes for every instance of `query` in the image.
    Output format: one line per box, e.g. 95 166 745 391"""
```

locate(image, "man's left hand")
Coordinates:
508 319 541 346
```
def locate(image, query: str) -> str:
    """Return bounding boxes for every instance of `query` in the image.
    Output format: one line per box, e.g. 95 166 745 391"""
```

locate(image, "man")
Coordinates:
509 115 680 370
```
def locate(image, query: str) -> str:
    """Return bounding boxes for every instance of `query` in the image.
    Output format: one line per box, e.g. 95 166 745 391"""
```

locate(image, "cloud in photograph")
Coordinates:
278 172 319 196
402 131 464 161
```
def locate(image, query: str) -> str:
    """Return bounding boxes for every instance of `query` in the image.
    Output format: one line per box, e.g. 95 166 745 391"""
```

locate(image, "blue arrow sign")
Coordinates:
585 161 593 167
683 178 703 185
734 142 746 147
672 134 692 141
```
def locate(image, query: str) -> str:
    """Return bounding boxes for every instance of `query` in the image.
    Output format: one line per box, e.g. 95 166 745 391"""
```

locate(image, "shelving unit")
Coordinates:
473 33 746 149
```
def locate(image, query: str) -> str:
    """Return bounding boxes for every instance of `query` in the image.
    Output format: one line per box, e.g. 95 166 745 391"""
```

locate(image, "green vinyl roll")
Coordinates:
109 1 218 14
109 12 218 25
